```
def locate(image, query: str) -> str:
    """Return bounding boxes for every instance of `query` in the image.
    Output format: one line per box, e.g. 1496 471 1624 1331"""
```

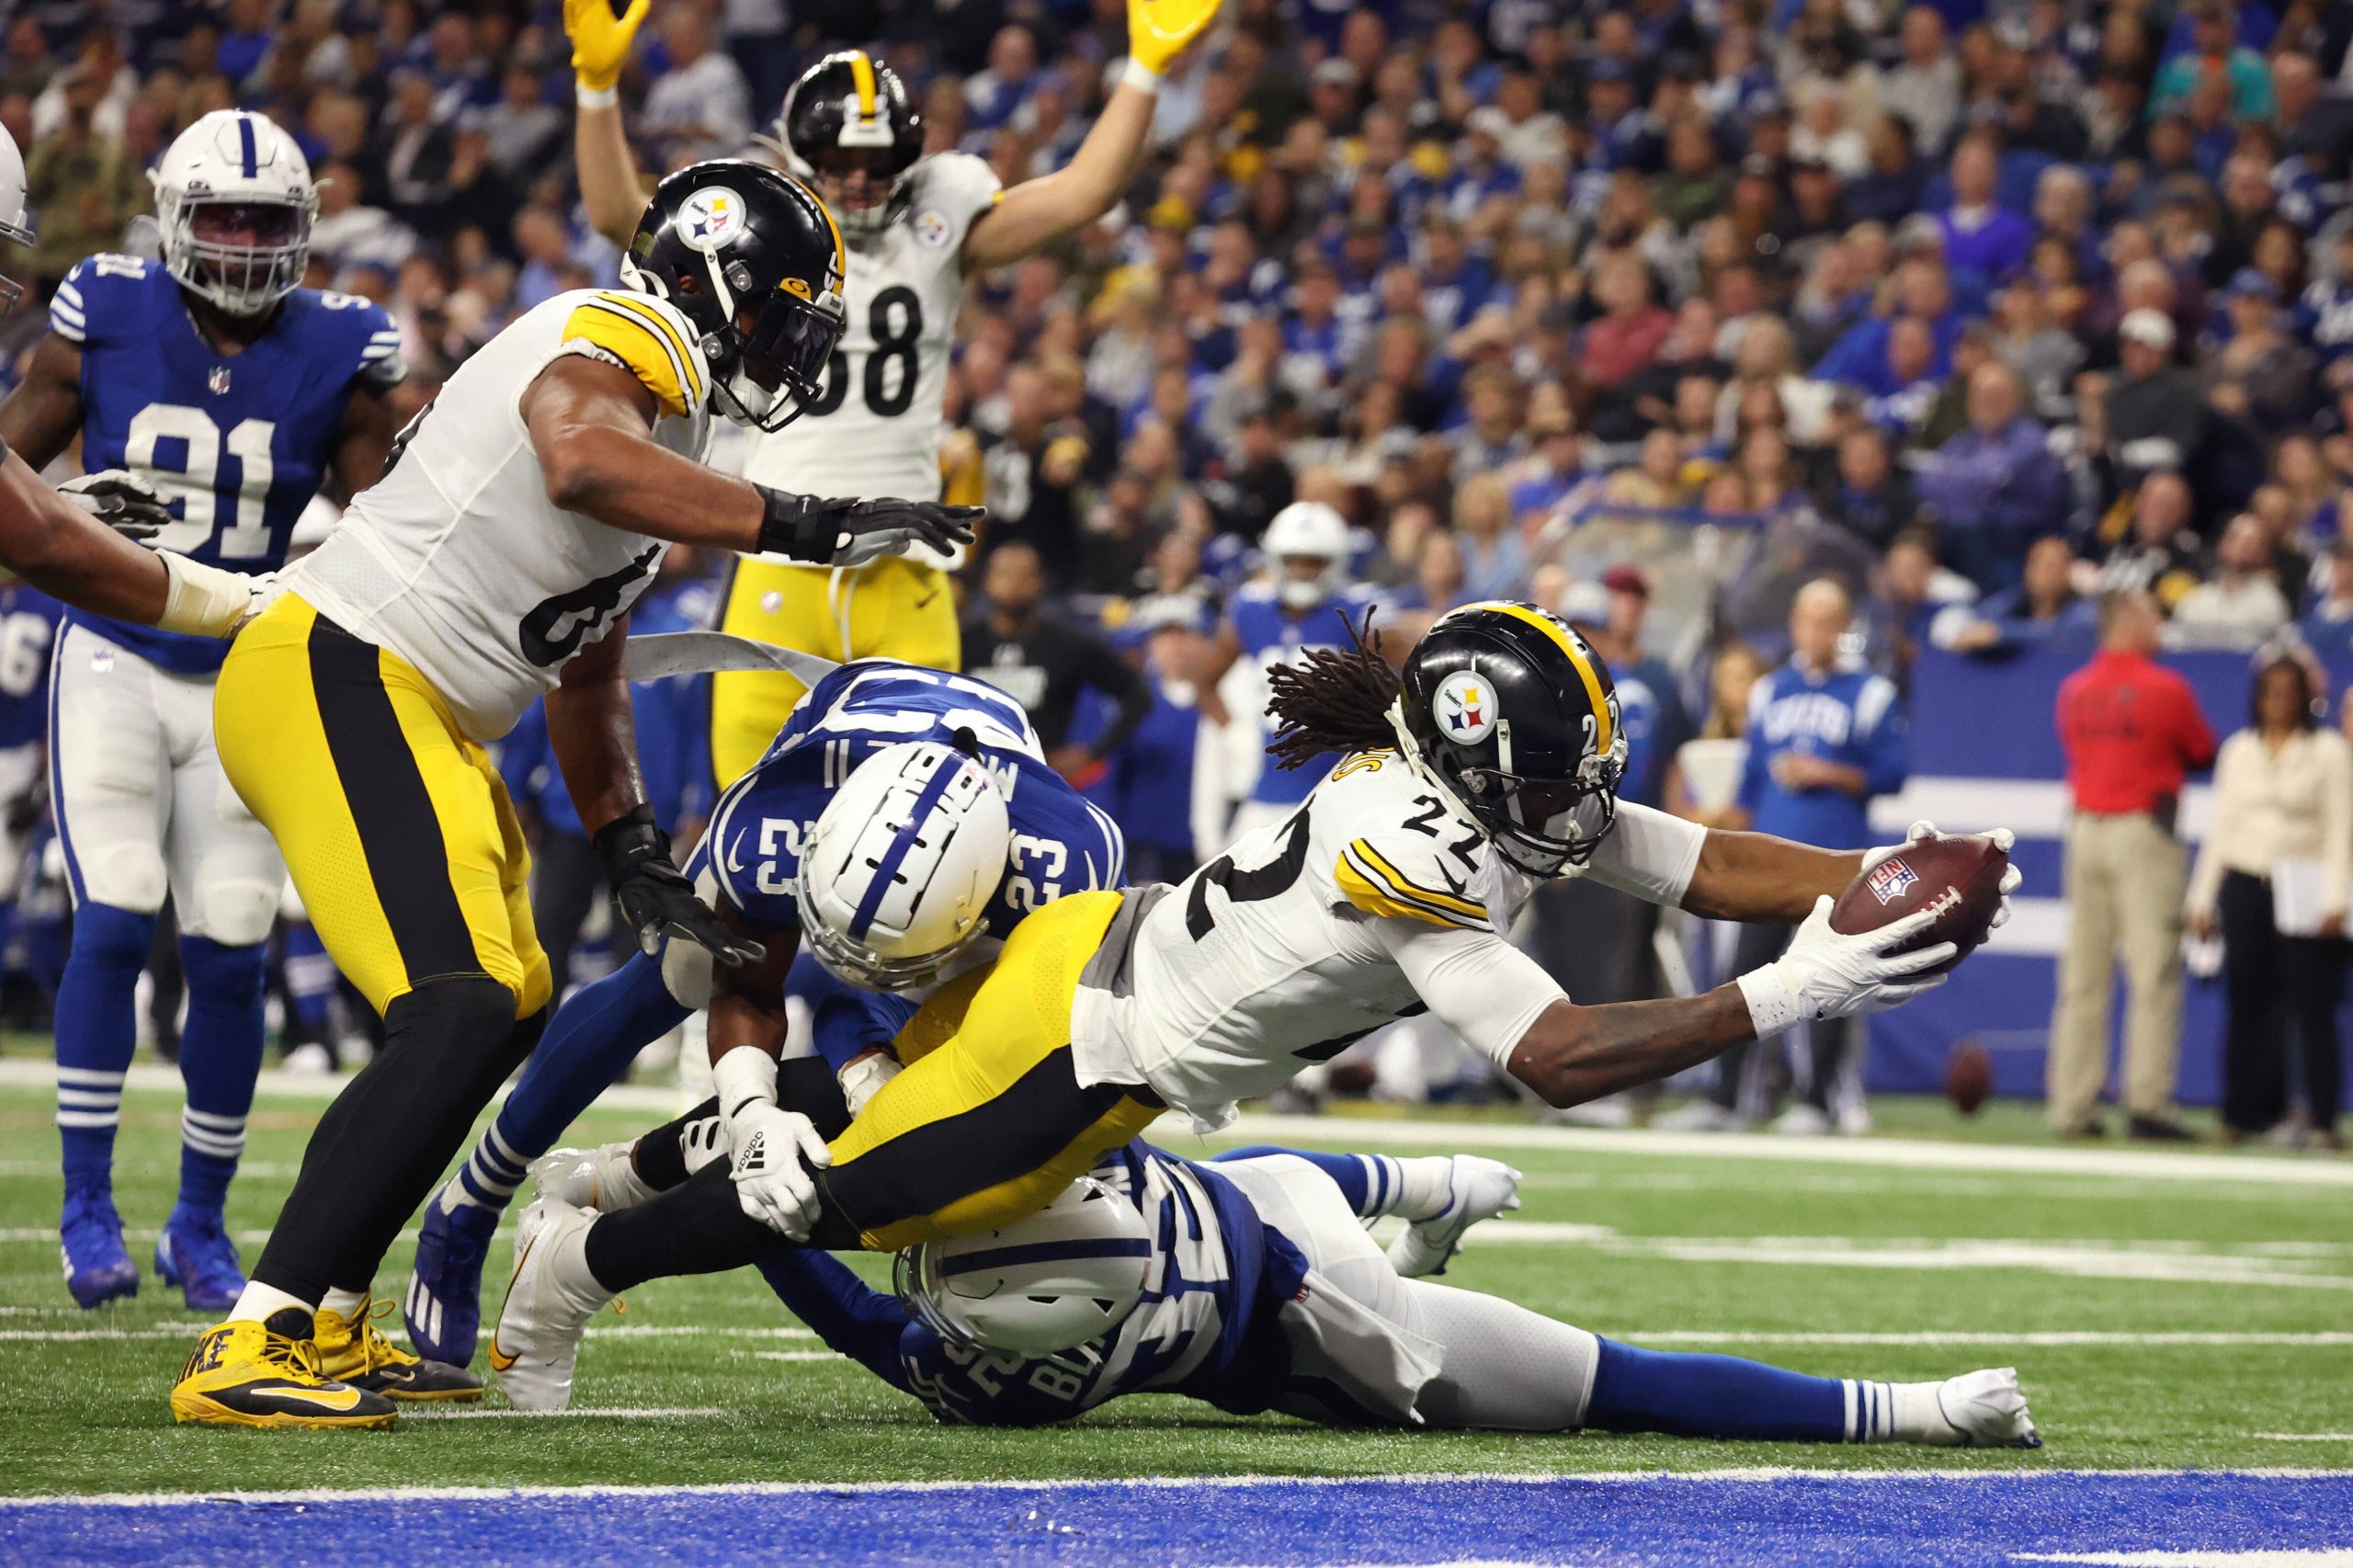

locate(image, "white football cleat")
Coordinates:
1386 1155 1522 1278
529 1143 654 1214
486 1199 611 1414
1771 1103 1834 1137
1935 1367 2041 1448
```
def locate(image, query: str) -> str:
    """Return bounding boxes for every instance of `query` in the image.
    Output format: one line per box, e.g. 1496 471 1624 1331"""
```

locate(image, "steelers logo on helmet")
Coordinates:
1434 670 1499 745
677 186 746 253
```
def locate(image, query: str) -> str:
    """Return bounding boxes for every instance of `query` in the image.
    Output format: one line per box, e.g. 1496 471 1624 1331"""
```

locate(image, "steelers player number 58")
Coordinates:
804 287 921 419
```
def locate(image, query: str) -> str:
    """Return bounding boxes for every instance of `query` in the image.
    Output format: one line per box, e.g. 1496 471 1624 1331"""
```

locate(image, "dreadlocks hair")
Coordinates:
1265 608 1402 772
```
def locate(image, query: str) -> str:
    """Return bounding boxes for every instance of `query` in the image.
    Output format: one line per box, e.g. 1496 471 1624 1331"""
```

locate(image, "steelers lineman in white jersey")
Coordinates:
167 159 979 1429
567 0 1228 784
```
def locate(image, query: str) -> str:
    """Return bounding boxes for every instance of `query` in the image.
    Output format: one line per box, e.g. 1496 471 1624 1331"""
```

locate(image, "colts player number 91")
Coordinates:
567 0 1227 786
165 161 981 1430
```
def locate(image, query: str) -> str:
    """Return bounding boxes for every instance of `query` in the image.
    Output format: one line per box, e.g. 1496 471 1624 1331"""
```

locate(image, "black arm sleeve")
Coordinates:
1083 635 1154 762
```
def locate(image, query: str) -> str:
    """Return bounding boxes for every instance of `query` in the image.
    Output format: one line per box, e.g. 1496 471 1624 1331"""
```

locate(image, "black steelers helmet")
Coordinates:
776 49 924 240
622 159 847 434
1397 601 1629 875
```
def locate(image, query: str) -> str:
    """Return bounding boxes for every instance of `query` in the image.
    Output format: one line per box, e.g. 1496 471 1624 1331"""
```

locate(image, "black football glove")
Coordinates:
59 470 176 540
756 487 983 566
594 805 765 967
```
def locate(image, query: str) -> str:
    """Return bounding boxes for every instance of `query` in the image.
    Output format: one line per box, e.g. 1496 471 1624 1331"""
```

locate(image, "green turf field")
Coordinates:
4 1068 2349 1497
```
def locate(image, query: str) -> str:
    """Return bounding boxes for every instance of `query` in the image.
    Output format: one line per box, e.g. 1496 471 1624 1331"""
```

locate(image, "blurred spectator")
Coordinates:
1822 426 1921 552
24 62 144 291
1881 6 1961 156
2107 309 2211 495
2049 591 2217 1142
2299 539 2353 653
963 541 1152 783
1667 580 1906 1135
1936 131 2034 292
2173 513 2291 647
1102 600 1213 886
1913 362 2070 594
2187 652 2350 1151
640 6 750 162
1931 534 2097 654
2151 2 2276 121
1451 475 1525 604
2096 472 2207 609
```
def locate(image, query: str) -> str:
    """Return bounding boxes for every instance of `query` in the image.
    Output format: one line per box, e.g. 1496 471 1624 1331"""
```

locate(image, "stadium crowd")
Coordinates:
4 0 2353 1141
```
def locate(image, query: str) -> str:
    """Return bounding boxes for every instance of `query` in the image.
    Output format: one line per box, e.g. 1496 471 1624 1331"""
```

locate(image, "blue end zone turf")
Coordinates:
6 1471 2351 1567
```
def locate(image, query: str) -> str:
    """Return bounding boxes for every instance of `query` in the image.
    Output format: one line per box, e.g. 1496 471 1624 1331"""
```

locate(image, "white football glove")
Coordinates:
1737 895 1954 1037
1861 819 2024 929
59 469 174 539
837 1050 903 1119
713 1051 831 1240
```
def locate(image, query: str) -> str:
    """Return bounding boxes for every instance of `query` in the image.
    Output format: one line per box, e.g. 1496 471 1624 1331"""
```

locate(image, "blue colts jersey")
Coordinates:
690 660 1127 938
1231 582 1387 806
51 255 400 674
0 585 60 751
897 1143 1304 1426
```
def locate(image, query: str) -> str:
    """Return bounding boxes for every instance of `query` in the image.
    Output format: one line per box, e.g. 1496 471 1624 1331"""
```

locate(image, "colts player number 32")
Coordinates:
567 0 1226 785
165 161 981 1430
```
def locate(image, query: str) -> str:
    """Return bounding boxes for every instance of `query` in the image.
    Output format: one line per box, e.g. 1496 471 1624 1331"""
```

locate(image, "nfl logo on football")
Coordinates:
1866 857 1918 906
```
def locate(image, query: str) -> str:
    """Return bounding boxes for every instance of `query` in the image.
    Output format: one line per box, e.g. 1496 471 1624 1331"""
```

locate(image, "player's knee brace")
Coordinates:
184 879 280 949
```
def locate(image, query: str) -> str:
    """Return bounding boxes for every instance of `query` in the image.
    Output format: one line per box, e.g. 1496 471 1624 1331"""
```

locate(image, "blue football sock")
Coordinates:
53 903 157 1194
280 919 337 1034
791 953 919 1073
173 936 267 1216
443 951 688 1215
1211 1145 1409 1218
1586 1337 1865 1442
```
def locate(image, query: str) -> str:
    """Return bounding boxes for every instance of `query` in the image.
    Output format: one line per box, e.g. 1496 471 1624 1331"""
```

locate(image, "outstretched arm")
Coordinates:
959 0 1223 269
566 0 656 248
0 449 184 625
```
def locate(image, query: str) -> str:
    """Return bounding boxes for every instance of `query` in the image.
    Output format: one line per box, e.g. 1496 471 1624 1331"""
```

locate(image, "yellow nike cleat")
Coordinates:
169 1319 399 1428
315 1298 483 1403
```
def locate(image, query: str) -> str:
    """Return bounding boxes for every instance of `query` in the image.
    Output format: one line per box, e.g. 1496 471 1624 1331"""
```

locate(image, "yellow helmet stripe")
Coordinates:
1474 600 1615 755
849 51 878 119
787 173 847 285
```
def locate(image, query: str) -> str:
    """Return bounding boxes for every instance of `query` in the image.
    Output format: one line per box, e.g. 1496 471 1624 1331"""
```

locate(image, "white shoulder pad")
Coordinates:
1325 761 1493 932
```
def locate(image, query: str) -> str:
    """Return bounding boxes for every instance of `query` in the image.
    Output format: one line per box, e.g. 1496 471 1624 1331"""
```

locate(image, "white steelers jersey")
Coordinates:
736 152 1000 567
1070 748 1531 1129
283 287 712 742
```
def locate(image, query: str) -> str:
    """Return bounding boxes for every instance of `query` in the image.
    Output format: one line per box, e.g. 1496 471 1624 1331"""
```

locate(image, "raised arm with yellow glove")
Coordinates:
958 0 1225 267
567 0 658 247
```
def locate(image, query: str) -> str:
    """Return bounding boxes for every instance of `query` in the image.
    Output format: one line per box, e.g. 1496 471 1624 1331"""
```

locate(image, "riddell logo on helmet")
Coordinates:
1434 670 1498 744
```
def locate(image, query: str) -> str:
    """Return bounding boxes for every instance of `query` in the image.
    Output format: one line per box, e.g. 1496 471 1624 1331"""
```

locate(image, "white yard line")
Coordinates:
2256 1434 2353 1442
6 1059 2349 1188
402 1406 735 1421
0 1322 813 1343
2015 1555 2353 1566
5 1468 2350 1510
1616 1332 2353 1347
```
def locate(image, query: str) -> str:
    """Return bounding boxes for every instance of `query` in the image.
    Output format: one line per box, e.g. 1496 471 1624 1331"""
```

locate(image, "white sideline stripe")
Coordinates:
1617 1332 2353 1347
404 1406 734 1421
0 1323 817 1343
6 1468 2352 1511
2015 1555 2353 1566
745 1350 846 1362
2257 1434 2353 1442
5 1058 2345 1189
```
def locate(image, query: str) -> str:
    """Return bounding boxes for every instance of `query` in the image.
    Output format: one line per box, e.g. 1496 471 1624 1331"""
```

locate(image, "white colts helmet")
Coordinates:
0 121 29 314
795 740 1012 991
1261 500 1350 610
151 109 317 318
894 1177 1153 1356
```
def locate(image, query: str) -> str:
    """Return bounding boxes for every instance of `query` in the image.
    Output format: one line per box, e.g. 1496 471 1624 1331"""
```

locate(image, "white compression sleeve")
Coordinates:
1581 801 1705 908
155 552 264 637
1373 920 1565 1069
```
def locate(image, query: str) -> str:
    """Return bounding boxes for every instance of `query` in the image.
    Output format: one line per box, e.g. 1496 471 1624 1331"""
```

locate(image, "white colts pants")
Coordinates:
48 622 284 943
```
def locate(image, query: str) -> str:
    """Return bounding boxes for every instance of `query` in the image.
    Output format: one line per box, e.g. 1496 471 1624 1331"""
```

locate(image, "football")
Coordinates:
1828 833 2009 975
1944 1038 1995 1116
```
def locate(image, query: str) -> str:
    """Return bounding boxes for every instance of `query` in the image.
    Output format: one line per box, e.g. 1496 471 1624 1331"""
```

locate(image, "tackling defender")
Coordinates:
566 0 1226 785
506 1122 2036 1448
165 161 982 1429
484 602 2018 1351
0 109 402 1315
404 657 1124 1368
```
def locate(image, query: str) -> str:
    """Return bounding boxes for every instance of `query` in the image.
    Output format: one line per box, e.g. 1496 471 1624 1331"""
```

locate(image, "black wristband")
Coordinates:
754 484 836 563
593 803 669 881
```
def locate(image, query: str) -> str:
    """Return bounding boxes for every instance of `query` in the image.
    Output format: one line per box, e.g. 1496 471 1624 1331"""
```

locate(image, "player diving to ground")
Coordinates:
0 109 404 1318
566 0 1227 785
403 657 1125 1368
484 601 2021 1378
165 161 983 1430
509 1118 2037 1445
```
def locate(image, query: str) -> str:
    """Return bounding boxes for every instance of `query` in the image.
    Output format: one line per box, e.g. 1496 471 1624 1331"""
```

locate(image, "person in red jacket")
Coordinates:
2048 590 2218 1140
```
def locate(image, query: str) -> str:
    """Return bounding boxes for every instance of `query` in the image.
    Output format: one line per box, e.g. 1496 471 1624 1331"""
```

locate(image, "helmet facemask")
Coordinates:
162 192 313 317
802 143 917 244
663 251 845 433
794 876 987 991
1451 723 1628 875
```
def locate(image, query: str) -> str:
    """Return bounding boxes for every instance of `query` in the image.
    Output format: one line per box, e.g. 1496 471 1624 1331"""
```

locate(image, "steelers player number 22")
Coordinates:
1185 810 1311 940
519 543 663 666
805 287 922 418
